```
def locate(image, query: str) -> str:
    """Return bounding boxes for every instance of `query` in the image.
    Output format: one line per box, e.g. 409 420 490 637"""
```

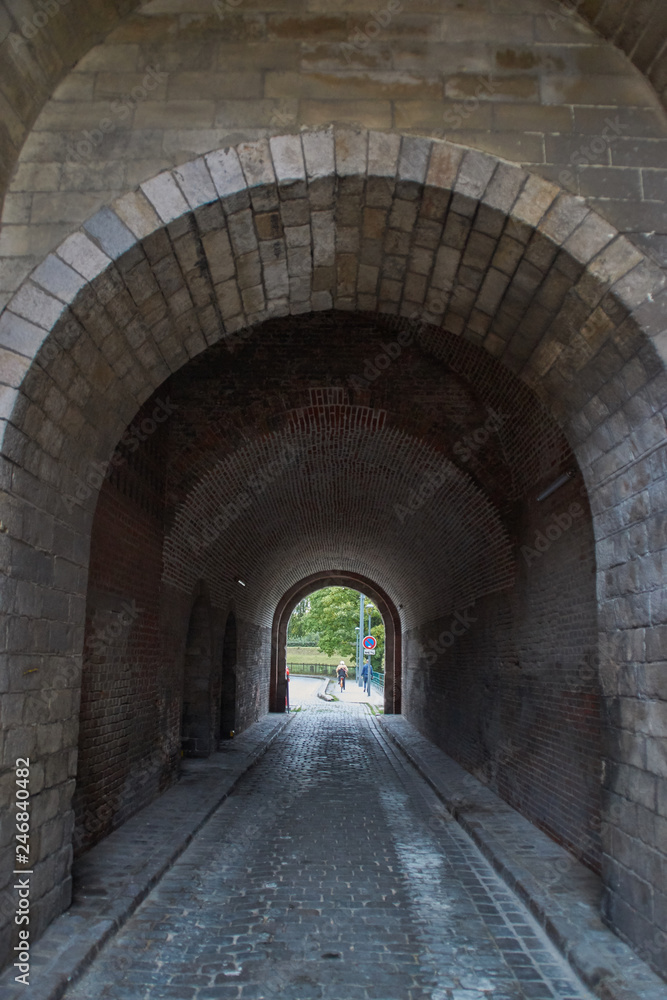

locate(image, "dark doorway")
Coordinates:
181 593 214 757
220 612 237 741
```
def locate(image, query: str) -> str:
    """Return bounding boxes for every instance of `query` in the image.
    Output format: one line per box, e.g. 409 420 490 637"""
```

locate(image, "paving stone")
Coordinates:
238 140 276 191
0 690 619 1000
379 716 667 1000
335 129 368 178
0 713 294 1000
8 282 66 331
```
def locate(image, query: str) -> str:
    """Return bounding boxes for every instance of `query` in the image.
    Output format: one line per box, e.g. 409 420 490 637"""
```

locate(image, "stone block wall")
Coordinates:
1 0 665 234
0 130 665 978
2 0 667 316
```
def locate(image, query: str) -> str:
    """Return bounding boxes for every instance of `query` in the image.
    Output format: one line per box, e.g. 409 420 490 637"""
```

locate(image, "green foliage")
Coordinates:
287 587 385 666
287 598 311 639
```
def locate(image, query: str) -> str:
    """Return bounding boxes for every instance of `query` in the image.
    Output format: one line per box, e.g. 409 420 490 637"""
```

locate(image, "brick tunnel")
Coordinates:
0 1 666 994
78 302 599 867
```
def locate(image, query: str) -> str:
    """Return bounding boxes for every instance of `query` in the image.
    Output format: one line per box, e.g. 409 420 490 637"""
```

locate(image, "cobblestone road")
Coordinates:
63 695 595 1000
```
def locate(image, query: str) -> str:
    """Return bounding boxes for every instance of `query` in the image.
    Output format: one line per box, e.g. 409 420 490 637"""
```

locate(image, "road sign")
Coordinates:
362 635 377 651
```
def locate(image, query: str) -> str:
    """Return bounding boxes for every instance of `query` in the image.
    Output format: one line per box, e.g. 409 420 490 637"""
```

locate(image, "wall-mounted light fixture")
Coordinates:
537 470 574 502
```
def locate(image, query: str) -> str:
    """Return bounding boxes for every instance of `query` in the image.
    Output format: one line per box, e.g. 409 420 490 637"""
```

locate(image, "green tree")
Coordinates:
288 587 384 667
287 598 310 639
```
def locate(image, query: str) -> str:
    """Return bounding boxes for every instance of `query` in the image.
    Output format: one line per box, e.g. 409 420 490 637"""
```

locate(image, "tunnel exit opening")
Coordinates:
285 585 386 696
271 572 402 716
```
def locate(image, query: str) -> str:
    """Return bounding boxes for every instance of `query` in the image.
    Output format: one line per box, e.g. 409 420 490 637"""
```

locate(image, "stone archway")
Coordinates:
270 571 402 716
0 129 665 972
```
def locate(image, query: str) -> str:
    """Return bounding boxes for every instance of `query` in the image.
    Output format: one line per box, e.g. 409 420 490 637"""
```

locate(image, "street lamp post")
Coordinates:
355 626 360 684
367 604 373 693
358 593 365 685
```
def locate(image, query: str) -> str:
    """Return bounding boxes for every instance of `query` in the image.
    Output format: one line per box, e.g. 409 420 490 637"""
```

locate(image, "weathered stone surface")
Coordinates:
83 208 135 260
173 157 217 211
140 173 190 225
55 233 110 282
0 107 666 993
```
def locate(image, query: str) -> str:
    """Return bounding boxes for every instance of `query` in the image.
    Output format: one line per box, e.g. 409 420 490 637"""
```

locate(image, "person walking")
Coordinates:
336 660 347 691
363 659 373 695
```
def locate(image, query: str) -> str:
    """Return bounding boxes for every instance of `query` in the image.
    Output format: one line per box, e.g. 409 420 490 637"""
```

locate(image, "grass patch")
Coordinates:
285 646 341 665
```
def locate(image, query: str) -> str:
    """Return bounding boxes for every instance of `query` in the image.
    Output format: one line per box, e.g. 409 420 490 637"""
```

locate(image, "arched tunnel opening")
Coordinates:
2 128 664 986
276 579 398 712
283 585 388 700
73 311 601 876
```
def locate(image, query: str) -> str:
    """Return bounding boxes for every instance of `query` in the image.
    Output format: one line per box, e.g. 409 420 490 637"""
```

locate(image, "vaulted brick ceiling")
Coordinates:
159 314 573 629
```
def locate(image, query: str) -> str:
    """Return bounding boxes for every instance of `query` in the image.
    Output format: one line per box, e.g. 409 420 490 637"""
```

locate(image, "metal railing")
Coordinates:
287 662 385 696
371 673 385 696
287 662 355 678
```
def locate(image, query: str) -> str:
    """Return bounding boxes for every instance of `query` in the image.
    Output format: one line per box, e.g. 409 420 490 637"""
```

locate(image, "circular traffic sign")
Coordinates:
362 635 377 650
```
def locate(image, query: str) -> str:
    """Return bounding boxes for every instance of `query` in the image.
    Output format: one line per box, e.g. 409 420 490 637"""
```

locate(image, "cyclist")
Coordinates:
336 660 348 691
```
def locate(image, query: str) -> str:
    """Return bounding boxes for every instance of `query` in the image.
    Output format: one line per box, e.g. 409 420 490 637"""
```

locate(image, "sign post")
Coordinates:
358 593 365 686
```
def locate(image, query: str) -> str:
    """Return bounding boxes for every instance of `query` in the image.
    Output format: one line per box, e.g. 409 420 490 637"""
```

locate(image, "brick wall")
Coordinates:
404 474 601 871
73 405 177 854
74 397 272 854
158 312 604 870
